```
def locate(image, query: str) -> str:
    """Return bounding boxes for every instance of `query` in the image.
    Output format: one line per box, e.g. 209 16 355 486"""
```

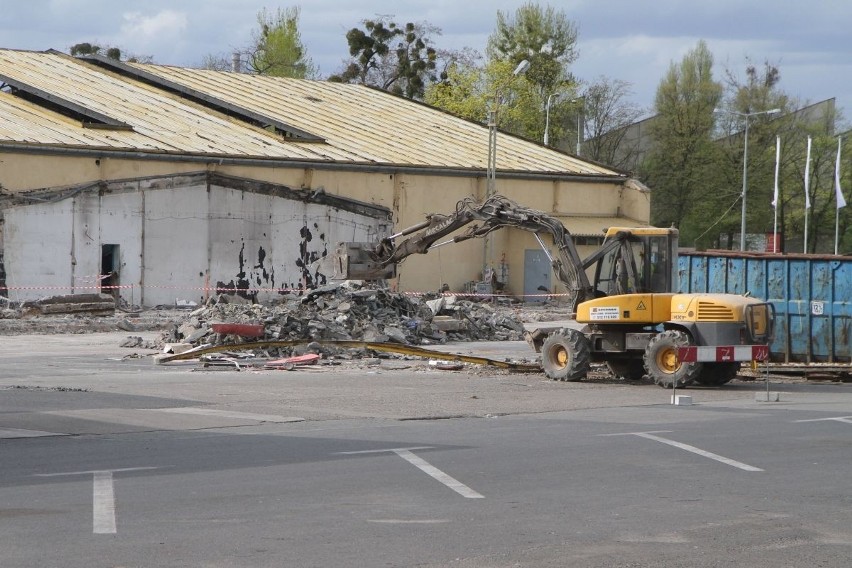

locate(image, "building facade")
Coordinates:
0 49 651 306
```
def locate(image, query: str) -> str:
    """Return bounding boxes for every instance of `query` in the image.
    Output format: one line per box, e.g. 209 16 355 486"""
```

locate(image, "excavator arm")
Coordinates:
335 195 599 312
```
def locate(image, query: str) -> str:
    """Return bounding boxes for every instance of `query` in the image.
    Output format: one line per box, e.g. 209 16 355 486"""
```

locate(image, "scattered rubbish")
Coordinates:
119 336 159 349
210 322 265 337
163 282 527 353
21 293 115 317
162 342 194 354
429 359 465 371
265 353 321 370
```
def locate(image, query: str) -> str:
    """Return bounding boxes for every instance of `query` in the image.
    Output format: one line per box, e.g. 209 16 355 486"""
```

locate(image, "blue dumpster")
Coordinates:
678 251 850 363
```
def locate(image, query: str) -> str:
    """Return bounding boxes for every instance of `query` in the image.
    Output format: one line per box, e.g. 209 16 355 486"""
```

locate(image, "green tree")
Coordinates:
424 55 488 122
248 6 316 78
711 60 789 247
576 77 645 166
69 42 152 63
329 17 439 99
641 41 723 246
486 2 579 101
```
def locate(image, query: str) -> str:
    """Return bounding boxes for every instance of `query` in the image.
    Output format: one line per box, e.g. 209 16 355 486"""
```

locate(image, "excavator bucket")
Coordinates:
330 242 397 280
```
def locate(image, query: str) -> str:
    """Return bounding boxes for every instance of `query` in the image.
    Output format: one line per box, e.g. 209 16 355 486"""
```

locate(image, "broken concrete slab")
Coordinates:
22 293 115 317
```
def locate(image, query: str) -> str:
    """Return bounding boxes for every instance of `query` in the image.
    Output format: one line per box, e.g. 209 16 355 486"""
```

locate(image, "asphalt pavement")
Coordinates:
1 331 851 567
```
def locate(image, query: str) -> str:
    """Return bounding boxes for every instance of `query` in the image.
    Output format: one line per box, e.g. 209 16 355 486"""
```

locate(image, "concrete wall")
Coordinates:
1 152 649 301
4 178 387 306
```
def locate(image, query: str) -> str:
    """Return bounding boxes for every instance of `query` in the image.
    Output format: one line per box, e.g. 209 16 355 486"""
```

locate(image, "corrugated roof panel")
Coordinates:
126 63 619 175
0 49 622 177
0 94 161 150
0 50 356 161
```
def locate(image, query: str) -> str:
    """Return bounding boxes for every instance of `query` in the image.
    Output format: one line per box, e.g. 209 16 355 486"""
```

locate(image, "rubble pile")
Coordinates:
163 281 527 348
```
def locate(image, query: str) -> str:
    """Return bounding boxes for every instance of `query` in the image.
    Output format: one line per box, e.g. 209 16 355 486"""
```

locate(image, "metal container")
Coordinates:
678 251 850 363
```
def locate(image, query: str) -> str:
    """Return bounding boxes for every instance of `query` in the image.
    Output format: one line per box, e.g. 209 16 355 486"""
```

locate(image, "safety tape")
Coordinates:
0 283 570 299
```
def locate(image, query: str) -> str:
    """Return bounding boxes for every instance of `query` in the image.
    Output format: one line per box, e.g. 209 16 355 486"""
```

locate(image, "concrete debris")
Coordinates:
119 336 160 349
22 294 116 317
164 281 527 349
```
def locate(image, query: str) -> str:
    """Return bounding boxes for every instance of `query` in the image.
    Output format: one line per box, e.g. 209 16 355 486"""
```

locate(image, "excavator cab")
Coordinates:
591 227 678 297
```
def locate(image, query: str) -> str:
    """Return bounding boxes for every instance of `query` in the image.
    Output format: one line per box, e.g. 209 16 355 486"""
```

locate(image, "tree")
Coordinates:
69 42 152 63
329 16 439 99
576 77 645 167
424 53 488 123
247 7 316 78
486 2 579 101
713 60 792 249
641 41 723 246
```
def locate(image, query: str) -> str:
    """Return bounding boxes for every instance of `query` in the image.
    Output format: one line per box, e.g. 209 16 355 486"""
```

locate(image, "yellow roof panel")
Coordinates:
0 49 623 177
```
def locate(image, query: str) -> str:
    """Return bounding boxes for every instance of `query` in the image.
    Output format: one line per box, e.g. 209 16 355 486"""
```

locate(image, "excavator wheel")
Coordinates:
606 359 646 381
643 329 702 389
694 362 741 386
541 329 591 381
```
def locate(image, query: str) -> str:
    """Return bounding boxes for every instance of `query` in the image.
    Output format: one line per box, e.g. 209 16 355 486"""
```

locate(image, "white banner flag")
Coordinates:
772 136 780 208
804 136 812 209
836 137 847 209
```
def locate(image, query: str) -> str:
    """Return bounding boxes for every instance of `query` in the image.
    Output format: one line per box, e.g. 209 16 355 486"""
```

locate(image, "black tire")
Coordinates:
643 330 702 388
606 359 646 381
541 329 591 381
694 362 741 386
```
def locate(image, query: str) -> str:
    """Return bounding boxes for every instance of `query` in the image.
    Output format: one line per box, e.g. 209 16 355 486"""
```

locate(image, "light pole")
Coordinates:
572 97 584 156
543 92 564 147
715 107 781 251
487 59 530 200
484 59 529 282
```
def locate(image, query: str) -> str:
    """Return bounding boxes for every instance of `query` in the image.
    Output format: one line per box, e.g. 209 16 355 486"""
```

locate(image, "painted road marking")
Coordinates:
603 431 764 472
155 407 306 423
35 467 159 534
795 416 852 424
0 427 66 439
368 519 451 524
338 446 484 499
92 471 116 534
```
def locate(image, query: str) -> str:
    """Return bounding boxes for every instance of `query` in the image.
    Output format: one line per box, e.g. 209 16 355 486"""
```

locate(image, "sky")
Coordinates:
2 0 851 120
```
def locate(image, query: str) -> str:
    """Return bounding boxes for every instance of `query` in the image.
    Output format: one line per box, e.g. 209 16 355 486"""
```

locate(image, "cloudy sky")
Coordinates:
2 0 850 119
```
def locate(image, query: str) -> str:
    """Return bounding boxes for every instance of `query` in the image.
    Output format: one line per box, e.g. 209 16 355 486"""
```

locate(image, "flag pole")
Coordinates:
772 136 780 252
835 136 846 255
804 136 812 253
836 206 841 256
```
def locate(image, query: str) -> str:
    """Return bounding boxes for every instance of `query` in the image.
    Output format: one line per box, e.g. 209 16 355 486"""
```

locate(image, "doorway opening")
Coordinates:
100 244 119 301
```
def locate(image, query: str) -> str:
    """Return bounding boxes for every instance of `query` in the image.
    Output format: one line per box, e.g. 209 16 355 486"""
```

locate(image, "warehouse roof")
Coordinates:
0 48 622 178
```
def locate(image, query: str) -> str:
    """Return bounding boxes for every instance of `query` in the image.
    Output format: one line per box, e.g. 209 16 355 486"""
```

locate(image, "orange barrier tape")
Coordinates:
0 284 570 299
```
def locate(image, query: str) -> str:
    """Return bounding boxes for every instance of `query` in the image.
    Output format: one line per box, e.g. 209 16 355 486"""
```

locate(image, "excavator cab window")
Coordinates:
646 236 670 293
593 233 672 296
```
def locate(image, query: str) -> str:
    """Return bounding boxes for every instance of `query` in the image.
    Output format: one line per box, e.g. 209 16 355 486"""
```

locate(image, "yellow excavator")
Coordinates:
333 195 774 388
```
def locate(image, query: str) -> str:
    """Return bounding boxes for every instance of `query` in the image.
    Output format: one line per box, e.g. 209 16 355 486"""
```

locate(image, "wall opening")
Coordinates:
100 244 119 300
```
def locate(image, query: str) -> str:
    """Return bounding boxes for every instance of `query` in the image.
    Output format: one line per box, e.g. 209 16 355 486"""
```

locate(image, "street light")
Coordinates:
484 59 529 281
572 97 584 156
486 58 530 200
714 107 781 251
543 92 564 147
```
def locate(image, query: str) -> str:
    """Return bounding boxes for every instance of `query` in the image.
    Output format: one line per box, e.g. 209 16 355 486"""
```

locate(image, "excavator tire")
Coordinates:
606 359 646 381
541 329 591 381
643 329 702 389
694 362 741 386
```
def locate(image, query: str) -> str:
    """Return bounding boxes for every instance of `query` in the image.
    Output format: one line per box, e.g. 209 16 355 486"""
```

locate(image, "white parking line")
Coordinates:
795 416 852 424
0 427 65 439
92 471 116 534
603 431 763 472
338 446 484 499
155 407 305 423
35 467 159 534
